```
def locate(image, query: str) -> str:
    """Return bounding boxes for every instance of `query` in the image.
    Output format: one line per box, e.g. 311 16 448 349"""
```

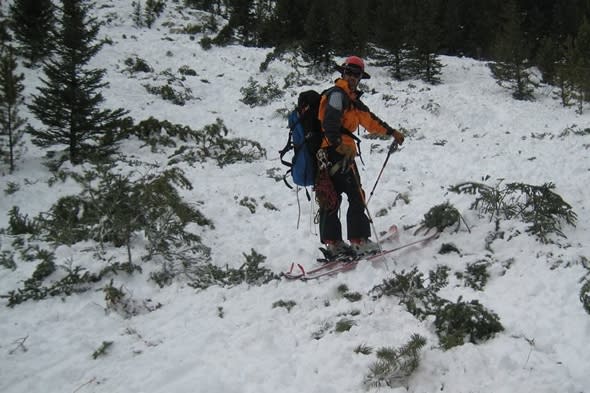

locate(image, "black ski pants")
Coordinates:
318 150 370 243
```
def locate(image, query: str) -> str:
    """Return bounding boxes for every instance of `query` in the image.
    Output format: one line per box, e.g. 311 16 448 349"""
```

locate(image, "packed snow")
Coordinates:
1 2 589 393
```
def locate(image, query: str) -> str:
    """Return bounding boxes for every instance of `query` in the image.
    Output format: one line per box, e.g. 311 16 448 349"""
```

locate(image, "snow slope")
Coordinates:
1 2 589 393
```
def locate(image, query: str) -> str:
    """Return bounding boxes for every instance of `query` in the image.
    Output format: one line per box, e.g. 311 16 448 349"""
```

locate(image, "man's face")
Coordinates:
343 68 362 90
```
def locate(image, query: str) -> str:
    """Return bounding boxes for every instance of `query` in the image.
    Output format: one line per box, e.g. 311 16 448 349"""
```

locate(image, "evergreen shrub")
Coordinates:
3 259 143 307
370 267 447 320
364 334 427 389
272 300 296 312
581 279 590 314
144 83 193 105
0 251 16 270
239 76 284 107
450 181 577 243
334 318 356 332
371 267 503 350
434 298 504 350
183 249 278 289
416 202 464 234
124 56 153 74
456 260 491 290
7 206 39 235
199 36 213 50
102 279 161 318
178 65 197 76
129 117 266 167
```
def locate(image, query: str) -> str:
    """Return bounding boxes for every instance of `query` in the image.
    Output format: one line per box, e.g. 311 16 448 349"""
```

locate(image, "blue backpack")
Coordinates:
280 90 323 188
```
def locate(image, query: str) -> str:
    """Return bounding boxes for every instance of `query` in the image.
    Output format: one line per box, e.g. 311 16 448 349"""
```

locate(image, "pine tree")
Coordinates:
554 36 578 107
9 0 56 66
372 0 411 80
132 1 144 28
406 0 444 84
144 0 165 28
0 7 10 46
572 17 590 112
0 45 26 173
489 0 536 100
251 0 275 47
272 0 310 45
347 0 370 56
28 0 127 165
549 0 587 43
184 0 224 15
535 36 560 84
227 0 256 46
440 0 464 55
551 18 590 111
327 0 350 56
302 0 332 67
440 0 503 58
325 0 370 57
131 0 165 28
212 0 256 47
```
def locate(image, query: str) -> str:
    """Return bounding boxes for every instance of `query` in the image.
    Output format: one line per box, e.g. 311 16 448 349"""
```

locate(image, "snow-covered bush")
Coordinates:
456 259 491 291
370 267 447 320
416 201 465 234
581 274 590 315
364 334 427 389
434 297 504 350
239 76 284 107
129 117 266 167
450 181 577 243
182 249 278 290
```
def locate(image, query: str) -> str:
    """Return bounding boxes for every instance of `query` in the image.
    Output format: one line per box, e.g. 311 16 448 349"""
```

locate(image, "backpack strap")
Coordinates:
320 87 364 168
279 115 298 170
321 86 362 148
279 113 299 189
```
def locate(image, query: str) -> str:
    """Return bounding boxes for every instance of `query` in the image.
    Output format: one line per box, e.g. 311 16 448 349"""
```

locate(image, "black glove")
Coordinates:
387 128 405 145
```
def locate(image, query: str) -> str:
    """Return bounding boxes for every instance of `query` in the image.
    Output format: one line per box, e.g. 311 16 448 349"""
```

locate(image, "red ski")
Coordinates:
283 229 439 281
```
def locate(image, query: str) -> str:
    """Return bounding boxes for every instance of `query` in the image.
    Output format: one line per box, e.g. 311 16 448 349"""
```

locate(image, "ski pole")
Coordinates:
349 163 384 258
367 142 398 205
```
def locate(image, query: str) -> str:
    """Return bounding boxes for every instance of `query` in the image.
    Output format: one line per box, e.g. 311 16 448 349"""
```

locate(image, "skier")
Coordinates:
317 56 405 259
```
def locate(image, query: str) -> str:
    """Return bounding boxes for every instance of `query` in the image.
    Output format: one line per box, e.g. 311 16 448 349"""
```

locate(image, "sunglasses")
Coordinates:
344 68 362 78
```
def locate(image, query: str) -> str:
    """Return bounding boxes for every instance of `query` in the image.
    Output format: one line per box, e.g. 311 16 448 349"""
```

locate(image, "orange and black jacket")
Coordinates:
318 78 395 154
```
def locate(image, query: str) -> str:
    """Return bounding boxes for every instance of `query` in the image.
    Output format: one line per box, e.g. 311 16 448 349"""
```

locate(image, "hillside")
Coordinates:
1 2 589 393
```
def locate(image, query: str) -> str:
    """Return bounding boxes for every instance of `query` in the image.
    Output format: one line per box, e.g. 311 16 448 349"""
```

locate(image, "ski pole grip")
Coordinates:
389 142 398 154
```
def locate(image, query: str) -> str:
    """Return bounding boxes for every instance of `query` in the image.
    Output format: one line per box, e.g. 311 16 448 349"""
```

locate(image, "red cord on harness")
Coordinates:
314 169 338 212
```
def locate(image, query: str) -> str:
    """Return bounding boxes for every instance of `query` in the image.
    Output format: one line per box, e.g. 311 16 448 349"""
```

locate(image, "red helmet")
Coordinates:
344 56 365 71
339 55 371 79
